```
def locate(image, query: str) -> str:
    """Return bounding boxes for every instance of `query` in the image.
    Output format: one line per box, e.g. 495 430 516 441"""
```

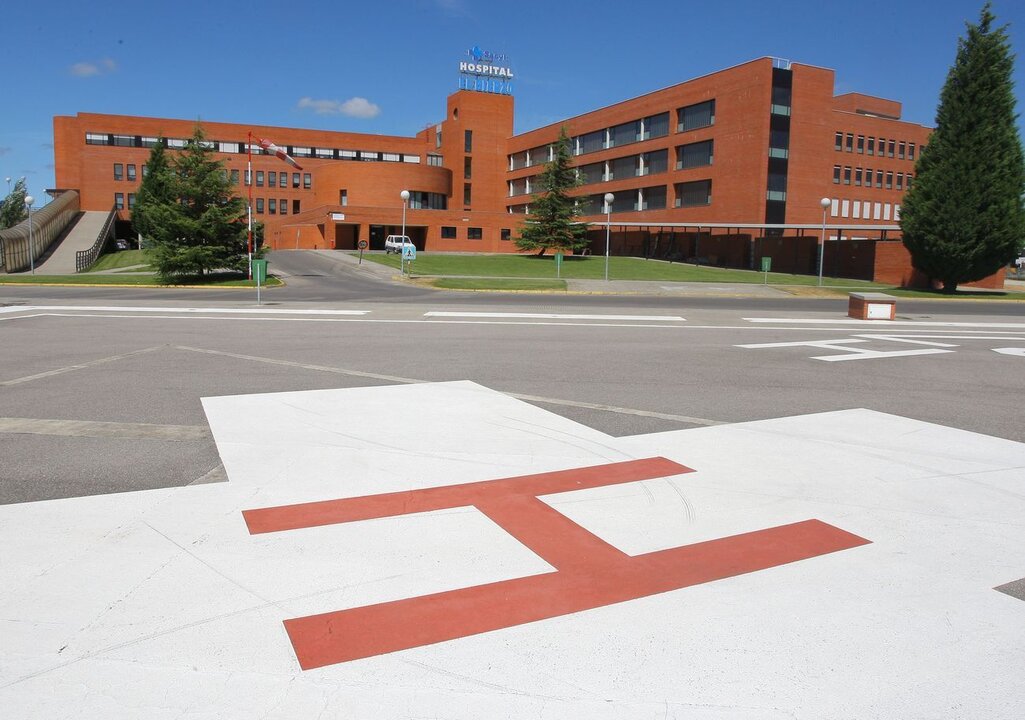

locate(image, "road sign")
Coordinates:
402 244 416 261
357 239 368 250
761 257 772 272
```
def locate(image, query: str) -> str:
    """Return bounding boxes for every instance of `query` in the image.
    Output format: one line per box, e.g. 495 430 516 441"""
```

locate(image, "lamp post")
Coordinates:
399 189 410 274
25 195 35 275
818 197 831 287
603 192 614 282
5 177 10 195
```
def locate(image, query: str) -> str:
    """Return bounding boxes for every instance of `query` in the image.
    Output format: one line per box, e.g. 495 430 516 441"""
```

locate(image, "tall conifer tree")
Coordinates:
515 128 588 256
900 3 1025 292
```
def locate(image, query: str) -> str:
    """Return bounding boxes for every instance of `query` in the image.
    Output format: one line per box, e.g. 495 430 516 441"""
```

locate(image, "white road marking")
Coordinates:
4 305 371 315
0 346 164 386
746 317 1025 329
993 347 1025 356
424 311 686 321
736 337 957 362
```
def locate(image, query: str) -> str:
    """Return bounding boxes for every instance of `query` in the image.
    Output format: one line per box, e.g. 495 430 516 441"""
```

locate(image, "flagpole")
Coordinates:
247 130 253 280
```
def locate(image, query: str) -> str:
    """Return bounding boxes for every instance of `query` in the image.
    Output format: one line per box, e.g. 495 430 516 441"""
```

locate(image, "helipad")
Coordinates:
2 381 1023 718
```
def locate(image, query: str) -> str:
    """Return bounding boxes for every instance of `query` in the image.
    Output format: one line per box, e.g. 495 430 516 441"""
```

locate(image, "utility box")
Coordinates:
848 292 896 320
252 259 268 284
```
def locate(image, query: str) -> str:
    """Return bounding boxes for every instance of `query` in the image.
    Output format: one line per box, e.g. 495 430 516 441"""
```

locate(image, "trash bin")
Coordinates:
252 259 268 284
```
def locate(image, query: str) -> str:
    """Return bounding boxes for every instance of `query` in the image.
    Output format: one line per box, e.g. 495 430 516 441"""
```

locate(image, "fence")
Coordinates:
75 205 118 272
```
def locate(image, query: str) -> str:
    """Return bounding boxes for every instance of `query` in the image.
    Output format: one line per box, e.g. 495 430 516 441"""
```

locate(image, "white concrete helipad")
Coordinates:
2 381 1024 719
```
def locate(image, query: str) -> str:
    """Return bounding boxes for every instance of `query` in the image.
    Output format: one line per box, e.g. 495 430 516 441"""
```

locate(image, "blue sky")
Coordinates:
2 0 1023 207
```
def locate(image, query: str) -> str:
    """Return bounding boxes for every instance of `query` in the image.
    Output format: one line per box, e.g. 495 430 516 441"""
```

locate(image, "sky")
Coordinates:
2 0 1024 208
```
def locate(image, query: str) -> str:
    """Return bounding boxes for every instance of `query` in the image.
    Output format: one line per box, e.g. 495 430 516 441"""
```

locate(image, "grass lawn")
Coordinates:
84 249 152 272
430 277 567 291
360 252 884 287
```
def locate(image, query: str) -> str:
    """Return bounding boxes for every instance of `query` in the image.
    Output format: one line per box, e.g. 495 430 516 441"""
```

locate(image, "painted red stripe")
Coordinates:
284 519 869 669
243 457 691 535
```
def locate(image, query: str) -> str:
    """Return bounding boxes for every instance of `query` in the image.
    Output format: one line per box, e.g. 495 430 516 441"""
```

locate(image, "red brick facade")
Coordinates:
50 57 1002 287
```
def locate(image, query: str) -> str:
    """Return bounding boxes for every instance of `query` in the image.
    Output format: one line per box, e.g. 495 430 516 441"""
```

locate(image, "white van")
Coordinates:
384 235 414 254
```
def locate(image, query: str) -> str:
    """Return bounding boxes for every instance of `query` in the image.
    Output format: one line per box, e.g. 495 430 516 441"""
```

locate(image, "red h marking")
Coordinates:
243 457 869 670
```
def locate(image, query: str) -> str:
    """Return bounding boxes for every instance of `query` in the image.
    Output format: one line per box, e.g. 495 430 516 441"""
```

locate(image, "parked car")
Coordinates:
114 238 131 251
384 235 414 254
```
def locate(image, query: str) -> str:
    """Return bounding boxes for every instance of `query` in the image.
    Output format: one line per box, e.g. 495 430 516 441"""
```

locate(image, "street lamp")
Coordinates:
603 192 614 282
399 189 410 274
25 195 35 275
5 177 10 195
818 197 831 287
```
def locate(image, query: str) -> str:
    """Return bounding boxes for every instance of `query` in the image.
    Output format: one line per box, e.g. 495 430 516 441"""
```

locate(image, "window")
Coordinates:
303 173 311 189
220 142 240 153
269 199 277 215
167 138 186 149
906 174 913 189
867 137 875 156
464 130 473 153
441 226 457 239
316 148 333 159
113 135 136 147
292 173 300 188
857 135 865 153
528 145 550 166
113 163 124 181
436 128 442 149
142 165 148 178
428 153 444 167
643 149 668 175
292 146 312 158
468 227 482 240
86 132 109 145
885 171 893 189
834 132 843 151
463 184 471 206
767 172 787 201
833 165 841 184
908 143 916 161
677 100 715 131
409 191 447 210
876 170 884 188
280 198 287 215
577 129 604 155
675 179 711 207
887 140 895 158
510 177 530 196
403 154 420 164
256 171 264 187
898 142 906 160
292 199 300 214
641 185 667 210
577 162 604 185
501 228 511 241
843 166 852 185
256 198 264 214
127 193 136 209
339 149 357 160
230 169 239 185
127 164 136 181
896 173 904 191
142 137 160 149
115 192 124 210
609 119 640 148
845 133 854 152
855 168 863 187
382 153 400 162
610 155 637 180
644 112 670 139
677 140 713 169
339 190 347 206
464 156 472 179
279 173 287 189
268 171 276 187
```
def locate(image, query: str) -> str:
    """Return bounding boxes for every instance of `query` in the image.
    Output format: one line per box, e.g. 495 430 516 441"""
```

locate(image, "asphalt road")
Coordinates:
1 250 1023 505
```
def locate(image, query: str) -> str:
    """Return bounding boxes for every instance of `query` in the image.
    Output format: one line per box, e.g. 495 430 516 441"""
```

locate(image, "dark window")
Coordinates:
645 112 670 139
577 129 604 154
677 140 713 169
127 193 135 209
867 137 875 156
845 133 854 152
843 167 852 185
908 143 916 161
303 173 311 189
463 184 471 206
675 179 712 207
643 149 668 175
677 100 715 131
279 173 287 189
885 171 893 189
610 155 637 180
898 142 906 160
856 135 865 153
833 165 841 184
256 198 264 214
642 185 667 210
113 163 123 181
86 133 110 145
441 226 457 239
468 227 482 240
855 168 863 186
280 198 287 215
464 156 472 179
113 135 136 147
256 171 264 187
127 164 136 181
269 199 276 215
834 132 843 151
464 130 473 153
577 162 604 185
501 228 511 241
896 173 904 191
268 171 276 187
114 192 124 210
292 199 300 214
876 170 884 188
339 190 347 206
292 173 300 188
609 119 640 148
230 169 239 184
887 140 895 158
906 174 913 189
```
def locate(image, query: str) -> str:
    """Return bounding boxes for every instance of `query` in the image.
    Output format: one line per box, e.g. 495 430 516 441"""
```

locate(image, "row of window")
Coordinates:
86 132 423 164
508 100 716 170
508 180 712 215
247 170 312 189
439 226 512 241
113 163 139 181
833 132 922 160
253 198 302 215
114 192 135 210
828 197 901 222
832 165 914 190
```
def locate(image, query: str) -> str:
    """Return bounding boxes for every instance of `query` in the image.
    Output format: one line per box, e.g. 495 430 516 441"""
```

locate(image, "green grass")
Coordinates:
0 272 282 288
431 277 567 291
359 253 884 287
84 249 152 272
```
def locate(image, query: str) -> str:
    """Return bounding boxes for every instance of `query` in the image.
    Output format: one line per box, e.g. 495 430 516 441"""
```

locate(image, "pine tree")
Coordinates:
515 128 588 256
0 178 29 230
139 126 257 280
900 3 1025 293
131 138 175 246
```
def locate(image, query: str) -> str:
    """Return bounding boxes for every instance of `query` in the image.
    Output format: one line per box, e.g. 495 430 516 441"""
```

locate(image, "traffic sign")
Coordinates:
402 244 416 261
357 239 368 250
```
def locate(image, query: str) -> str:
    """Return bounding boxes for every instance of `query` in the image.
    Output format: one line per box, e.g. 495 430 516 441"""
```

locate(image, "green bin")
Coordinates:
252 259 268 284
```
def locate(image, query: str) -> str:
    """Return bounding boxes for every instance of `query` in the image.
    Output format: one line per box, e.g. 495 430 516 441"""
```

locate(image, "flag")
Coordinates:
256 137 303 170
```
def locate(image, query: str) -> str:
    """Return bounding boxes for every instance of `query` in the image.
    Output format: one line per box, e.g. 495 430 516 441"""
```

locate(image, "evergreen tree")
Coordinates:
515 128 588 255
900 3 1025 293
137 126 257 280
0 178 29 230
131 138 176 246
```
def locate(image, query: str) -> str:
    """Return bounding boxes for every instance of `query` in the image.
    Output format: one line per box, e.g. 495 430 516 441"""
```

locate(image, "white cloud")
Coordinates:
70 58 117 77
297 96 381 119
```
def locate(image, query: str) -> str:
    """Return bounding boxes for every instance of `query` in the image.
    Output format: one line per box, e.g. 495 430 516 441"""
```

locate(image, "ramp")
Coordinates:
33 210 112 274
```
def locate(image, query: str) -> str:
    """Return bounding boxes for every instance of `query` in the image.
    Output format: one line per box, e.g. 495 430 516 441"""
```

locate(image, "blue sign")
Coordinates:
402 245 416 261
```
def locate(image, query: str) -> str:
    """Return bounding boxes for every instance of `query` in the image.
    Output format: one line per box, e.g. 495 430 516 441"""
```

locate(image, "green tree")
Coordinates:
900 3 1025 293
515 128 588 256
0 177 29 230
135 126 258 281
131 138 176 247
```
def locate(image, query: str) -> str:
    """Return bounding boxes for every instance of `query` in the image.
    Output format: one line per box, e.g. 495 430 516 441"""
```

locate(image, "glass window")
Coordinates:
528 145 550 166
316 147 333 159
675 179 711 207
113 163 123 181
219 142 240 153
833 165 841 184
867 137 875 156
256 171 264 187
428 154 444 167
677 100 715 131
113 135 135 147
468 227 482 240
845 133 854 152
279 173 287 189
677 140 713 169
127 193 136 209
464 156 472 179
167 138 186 149
292 173 300 188
645 112 670 139
142 165 148 178
876 170 884 188
464 130 473 153
86 132 109 145
577 129 604 155
577 162 604 185
610 155 637 180
441 226 457 239
856 135 865 153
141 137 160 149
115 192 124 210
280 198 288 215
896 173 904 191
127 164 137 181
908 143 916 161
463 184 471 206
855 168 863 186
642 185 667 210
885 171 893 189
382 153 400 162
887 140 895 158
906 174 913 189
501 228 511 241
268 171 276 187
898 142 906 160
609 119 640 148
256 198 264 214
269 199 276 215
292 199 300 214
292 146 312 158
303 173 311 189
230 169 239 184
643 149 668 175
339 190 347 206
834 132 843 151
